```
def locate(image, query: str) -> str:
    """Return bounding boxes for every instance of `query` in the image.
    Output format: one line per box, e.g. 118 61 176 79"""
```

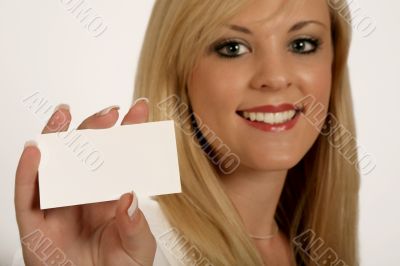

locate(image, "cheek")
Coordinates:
297 62 332 106
188 59 246 122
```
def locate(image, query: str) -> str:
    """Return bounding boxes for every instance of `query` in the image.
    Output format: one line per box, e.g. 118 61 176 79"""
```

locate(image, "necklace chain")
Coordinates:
248 222 279 240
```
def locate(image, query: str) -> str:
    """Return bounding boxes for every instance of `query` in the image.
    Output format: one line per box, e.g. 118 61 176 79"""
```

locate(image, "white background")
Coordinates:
0 0 398 265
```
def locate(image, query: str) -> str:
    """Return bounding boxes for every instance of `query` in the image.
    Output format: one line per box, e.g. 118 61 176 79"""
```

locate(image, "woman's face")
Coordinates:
188 0 333 171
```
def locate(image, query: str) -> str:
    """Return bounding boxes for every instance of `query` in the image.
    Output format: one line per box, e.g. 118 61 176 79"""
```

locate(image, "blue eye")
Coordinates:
214 40 250 58
290 38 321 54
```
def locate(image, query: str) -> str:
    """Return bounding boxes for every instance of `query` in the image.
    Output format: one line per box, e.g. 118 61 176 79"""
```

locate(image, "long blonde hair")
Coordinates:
133 0 359 265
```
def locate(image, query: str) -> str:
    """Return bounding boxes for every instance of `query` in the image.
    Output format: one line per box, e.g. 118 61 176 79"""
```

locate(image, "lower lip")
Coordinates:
240 112 301 132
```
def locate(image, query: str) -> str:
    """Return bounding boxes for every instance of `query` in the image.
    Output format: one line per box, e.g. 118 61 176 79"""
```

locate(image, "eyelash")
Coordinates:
213 37 322 59
290 37 322 55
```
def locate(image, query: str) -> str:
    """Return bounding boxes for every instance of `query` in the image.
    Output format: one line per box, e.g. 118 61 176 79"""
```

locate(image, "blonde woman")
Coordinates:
14 0 359 265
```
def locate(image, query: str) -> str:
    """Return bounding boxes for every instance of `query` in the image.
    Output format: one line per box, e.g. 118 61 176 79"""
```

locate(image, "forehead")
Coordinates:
229 0 331 31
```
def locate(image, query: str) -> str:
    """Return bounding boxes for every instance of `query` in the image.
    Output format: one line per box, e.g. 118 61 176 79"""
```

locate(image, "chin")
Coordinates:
242 153 303 172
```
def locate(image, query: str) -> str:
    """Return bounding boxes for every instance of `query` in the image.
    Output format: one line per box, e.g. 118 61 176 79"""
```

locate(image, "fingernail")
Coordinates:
24 140 38 148
131 97 149 107
54 104 70 112
95 105 120 117
128 191 139 221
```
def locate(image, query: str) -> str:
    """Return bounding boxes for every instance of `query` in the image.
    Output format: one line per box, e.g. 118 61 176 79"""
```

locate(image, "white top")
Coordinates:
12 197 183 266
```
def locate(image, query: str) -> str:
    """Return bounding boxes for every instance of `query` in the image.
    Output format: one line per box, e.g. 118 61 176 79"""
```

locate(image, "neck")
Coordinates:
219 165 287 236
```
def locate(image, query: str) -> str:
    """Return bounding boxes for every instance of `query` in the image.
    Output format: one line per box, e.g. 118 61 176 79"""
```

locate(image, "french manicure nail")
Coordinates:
24 140 38 148
54 104 70 112
128 191 139 220
96 105 120 117
131 97 149 107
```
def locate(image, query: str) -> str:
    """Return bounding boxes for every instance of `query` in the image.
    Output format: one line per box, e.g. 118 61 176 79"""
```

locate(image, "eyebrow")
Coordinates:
227 20 327 35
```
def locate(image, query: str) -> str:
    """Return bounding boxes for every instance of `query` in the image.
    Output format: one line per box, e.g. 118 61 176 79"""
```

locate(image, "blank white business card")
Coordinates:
37 120 181 209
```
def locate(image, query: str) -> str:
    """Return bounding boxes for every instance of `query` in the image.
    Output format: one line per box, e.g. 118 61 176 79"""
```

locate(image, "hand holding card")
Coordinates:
14 99 175 266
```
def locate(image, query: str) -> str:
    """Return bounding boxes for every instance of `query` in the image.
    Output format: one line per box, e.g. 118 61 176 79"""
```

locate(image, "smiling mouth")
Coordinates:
236 104 305 125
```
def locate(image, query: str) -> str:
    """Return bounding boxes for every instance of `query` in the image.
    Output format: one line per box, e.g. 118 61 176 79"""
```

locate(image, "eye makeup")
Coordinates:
210 35 323 59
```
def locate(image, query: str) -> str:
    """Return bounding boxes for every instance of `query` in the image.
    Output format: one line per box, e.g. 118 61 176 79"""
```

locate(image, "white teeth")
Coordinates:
242 110 296 124
249 112 256 121
275 112 283 121
264 113 274 123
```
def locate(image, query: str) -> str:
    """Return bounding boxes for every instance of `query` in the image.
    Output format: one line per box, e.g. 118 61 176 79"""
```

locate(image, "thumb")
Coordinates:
115 192 157 265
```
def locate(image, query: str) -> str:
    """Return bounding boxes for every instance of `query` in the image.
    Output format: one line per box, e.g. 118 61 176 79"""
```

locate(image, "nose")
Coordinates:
250 48 292 91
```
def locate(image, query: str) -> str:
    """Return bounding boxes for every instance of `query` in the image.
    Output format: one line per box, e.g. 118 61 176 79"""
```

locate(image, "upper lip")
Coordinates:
239 103 303 113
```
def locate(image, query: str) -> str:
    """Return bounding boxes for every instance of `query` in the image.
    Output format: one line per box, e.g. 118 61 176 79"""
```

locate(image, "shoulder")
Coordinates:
138 196 183 266
138 196 172 234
